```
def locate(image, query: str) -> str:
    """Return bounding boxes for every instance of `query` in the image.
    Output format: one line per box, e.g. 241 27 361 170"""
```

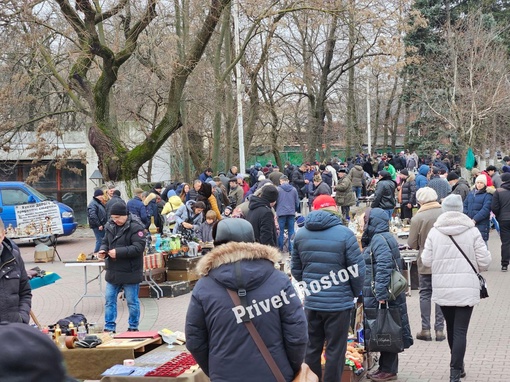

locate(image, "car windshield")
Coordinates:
25 184 48 201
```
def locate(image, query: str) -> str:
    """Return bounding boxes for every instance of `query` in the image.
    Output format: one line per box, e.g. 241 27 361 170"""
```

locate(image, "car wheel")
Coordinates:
34 235 57 246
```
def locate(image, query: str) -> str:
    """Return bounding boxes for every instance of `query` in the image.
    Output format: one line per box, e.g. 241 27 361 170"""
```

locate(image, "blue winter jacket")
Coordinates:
291 210 365 312
415 165 430 190
276 183 299 216
361 208 414 350
463 188 493 241
126 196 148 227
186 242 307 382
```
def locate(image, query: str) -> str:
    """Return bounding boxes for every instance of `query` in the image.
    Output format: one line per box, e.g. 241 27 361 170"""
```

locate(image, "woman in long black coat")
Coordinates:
362 208 413 382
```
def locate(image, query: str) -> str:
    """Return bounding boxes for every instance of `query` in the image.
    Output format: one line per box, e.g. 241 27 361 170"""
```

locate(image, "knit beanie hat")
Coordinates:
475 175 487 186
94 189 104 198
442 194 463 212
501 173 510 183
259 185 279 203
446 172 459 181
416 187 438 204
110 202 128 216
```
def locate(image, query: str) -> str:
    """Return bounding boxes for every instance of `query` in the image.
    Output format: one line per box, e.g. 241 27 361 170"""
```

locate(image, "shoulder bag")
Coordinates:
448 235 489 299
226 288 318 382
370 235 407 301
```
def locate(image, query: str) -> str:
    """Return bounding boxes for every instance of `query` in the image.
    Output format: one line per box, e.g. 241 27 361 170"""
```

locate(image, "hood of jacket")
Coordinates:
361 208 389 246
196 242 281 290
304 210 342 231
279 183 295 193
418 165 430 176
248 195 271 210
500 181 510 191
455 178 470 188
434 211 475 236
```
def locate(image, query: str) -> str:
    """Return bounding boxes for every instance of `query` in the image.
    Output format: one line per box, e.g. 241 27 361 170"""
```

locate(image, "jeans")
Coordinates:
419 274 444 331
499 220 510 267
352 186 362 206
379 351 399 374
305 309 351 382
92 227 105 253
105 282 140 331
440 306 473 370
278 215 295 253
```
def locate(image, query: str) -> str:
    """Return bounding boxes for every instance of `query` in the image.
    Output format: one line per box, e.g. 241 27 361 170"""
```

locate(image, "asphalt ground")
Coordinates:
18 227 510 382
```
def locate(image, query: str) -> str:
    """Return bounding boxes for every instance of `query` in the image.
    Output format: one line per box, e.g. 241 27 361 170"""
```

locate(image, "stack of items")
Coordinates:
144 353 199 377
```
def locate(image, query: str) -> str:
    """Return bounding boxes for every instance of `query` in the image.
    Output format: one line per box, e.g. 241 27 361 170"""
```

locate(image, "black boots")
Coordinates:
450 368 462 382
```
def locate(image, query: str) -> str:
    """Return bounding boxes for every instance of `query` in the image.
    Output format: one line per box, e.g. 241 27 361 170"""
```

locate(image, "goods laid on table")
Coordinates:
144 353 199 377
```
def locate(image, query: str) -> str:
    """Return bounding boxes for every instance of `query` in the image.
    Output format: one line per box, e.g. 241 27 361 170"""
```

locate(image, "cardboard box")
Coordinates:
166 269 199 282
34 248 55 263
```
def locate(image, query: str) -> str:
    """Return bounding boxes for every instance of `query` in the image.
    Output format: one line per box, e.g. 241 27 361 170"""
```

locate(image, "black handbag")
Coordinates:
368 303 404 353
448 235 489 299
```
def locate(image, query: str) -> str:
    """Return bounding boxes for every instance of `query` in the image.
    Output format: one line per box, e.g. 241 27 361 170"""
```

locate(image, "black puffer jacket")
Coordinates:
372 173 396 210
492 181 510 221
100 216 146 285
400 178 416 206
0 238 32 323
246 195 277 247
87 197 107 228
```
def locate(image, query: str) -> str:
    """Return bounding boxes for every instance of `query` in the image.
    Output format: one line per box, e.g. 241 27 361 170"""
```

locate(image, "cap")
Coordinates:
400 169 409 176
94 189 104 198
312 195 336 210
110 202 128 216
259 185 279 203
0 322 68 381
446 172 459 181
133 187 144 195
154 182 162 190
212 218 255 246
442 194 463 212
229 176 237 182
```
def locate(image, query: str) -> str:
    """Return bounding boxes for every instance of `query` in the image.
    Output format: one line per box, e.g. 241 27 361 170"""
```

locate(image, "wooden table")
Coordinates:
62 336 162 380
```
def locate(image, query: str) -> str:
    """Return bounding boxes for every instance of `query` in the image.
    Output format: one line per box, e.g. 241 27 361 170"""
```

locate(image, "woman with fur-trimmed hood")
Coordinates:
185 219 308 382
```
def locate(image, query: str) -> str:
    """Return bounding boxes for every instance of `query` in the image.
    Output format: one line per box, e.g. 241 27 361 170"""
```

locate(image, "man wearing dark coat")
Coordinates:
292 195 365 382
246 185 279 247
0 218 32 324
98 203 146 332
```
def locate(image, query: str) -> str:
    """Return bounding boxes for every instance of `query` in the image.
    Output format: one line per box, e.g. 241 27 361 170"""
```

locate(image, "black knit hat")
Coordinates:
259 185 279 203
446 172 459 181
110 202 127 216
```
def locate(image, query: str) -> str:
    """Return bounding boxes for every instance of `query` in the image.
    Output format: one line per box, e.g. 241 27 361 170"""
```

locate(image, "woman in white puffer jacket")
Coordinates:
422 194 491 382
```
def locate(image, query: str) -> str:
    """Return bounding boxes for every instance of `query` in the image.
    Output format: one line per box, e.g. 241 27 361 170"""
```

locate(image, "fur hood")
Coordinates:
196 242 281 276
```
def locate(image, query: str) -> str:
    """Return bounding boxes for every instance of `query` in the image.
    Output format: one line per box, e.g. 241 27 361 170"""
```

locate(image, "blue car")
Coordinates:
0 182 78 243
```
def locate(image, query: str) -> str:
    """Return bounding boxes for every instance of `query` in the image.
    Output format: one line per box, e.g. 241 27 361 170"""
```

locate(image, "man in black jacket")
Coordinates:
371 170 397 220
246 185 279 247
0 218 32 324
492 173 510 271
98 202 146 332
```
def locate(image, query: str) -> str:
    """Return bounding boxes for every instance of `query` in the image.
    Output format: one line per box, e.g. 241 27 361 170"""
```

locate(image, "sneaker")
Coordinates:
502 266 508 272
416 329 432 341
370 371 397 381
435 330 446 341
127 328 139 332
